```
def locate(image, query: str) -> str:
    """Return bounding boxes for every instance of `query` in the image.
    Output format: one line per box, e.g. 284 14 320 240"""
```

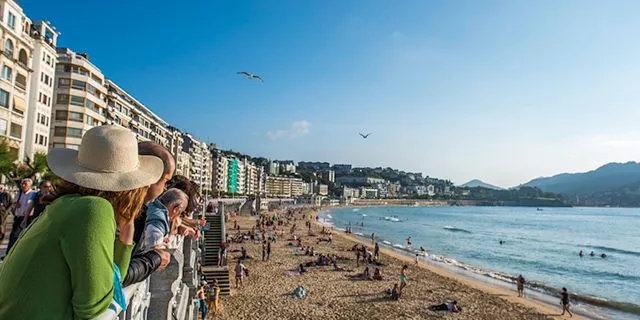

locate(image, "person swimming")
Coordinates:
499 240 504 245
579 250 584 257
589 251 595 256
420 246 426 252
600 253 607 258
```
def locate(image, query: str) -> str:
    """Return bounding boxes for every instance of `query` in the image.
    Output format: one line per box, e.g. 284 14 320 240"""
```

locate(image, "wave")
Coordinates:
352 208 360 212
361 214 367 217
325 214 333 219
443 226 472 234
584 245 640 257
384 216 401 222
382 240 392 245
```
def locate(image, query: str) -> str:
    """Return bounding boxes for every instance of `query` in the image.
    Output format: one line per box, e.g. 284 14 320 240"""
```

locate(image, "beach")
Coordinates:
210 209 579 320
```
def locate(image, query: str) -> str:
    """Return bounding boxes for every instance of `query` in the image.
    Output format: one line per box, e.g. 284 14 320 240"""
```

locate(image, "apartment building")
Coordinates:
51 48 107 150
243 158 259 196
0 0 34 161
24 20 57 159
105 80 170 147
182 133 211 192
266 176 304 198
211 149 228 195
167 126 189 177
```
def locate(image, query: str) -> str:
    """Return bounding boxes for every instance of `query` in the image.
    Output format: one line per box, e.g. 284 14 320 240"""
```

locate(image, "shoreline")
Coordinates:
317 207 640 320
314 211 585 320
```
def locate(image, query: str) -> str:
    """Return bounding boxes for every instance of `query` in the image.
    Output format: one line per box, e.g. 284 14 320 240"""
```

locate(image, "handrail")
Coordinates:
94 280 146 320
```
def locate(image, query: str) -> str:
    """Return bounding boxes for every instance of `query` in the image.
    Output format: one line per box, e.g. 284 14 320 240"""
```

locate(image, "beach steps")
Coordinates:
202 212 230 295
238 198 254 216
201 266 231 296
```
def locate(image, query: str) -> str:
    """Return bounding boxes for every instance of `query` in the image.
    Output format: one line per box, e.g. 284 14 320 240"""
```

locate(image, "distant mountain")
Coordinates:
460 179 504 190
522 162 640 206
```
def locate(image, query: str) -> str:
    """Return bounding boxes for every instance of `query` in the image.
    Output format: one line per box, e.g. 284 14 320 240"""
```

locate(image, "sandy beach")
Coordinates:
211 210 578 320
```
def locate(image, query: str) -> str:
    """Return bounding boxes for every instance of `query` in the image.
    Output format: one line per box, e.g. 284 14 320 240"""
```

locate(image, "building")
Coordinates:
321 170 335 183
211 149 228 195
426 184 436 197
105 80 170 146
51 48 107 150
182 133 211 193
298 161 330 171
279 160 296 173
266 176 304 198
335 176 386 185
315 184 328 196
24 20 58 160
331 164 352 174
226 157 239 194
0 1 35 161
360 187 379 199
268 161 279 176
243 158 259 196
342 187 360 201
167 126 189 177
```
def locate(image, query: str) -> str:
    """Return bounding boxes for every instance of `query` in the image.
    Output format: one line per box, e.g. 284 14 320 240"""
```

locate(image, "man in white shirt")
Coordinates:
6 179 35 252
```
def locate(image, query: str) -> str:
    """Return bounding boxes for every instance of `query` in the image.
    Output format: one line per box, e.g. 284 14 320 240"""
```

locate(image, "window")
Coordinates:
70 95 84 106
72 66 88 76
54 127 82 138
15 73 26 90
44 136 47 146
0 89 8 108
57 94 69 104
85 114 93 125
0 119 6 136
71 79 86 90
7 12 15 30
53 143 65 149
69 111 83 122
55 110 68 120
58 78 70 88
91 74 102 84
86 99 101 114
4 39 13 58
9 122 21 139
46 55 51 66
18 49 27 66
37 113 48 125
2 66 12 81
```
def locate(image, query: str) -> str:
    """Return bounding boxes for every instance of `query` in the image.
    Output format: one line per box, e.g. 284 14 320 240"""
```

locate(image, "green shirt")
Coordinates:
0 194 134 319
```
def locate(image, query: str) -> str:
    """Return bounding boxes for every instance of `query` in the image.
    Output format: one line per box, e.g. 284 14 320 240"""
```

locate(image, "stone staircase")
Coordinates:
238 198 255 216
201 212 230 296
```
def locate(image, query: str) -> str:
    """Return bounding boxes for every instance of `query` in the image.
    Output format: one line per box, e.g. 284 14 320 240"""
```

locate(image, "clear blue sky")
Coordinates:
22 0 640 187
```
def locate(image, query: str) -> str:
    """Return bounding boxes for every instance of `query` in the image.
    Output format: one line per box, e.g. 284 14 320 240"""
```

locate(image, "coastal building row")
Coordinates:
211 149 265 197
0 0 215 192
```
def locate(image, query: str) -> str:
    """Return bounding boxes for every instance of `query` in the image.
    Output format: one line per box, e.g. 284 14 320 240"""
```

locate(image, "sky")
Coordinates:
21 0 640 187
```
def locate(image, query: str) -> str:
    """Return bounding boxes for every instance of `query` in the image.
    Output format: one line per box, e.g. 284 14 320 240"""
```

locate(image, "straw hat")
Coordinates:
47 125 164 192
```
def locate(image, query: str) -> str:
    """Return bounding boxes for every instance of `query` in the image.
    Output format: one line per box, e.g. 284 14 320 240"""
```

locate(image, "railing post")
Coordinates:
219 201 226 243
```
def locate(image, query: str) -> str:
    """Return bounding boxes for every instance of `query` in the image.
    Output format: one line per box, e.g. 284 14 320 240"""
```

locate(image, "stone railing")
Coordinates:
97 232 203 320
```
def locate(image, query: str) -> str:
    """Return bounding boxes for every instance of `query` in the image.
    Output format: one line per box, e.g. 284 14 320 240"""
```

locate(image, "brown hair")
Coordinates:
167 175 200 213
53 180 149 226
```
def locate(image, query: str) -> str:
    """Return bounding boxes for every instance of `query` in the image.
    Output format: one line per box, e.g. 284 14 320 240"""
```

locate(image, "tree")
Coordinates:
0 138 52 187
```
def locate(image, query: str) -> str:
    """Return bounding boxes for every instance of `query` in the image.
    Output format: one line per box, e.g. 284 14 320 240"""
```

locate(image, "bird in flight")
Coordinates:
237 71 264 82
359 132 372 139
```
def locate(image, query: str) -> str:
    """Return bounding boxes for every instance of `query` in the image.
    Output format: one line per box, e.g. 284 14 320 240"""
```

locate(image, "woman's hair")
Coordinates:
54 180 149 226
167 175 200 213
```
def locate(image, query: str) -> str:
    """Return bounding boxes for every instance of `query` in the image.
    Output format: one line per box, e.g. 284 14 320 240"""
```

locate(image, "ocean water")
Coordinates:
320 206 640 319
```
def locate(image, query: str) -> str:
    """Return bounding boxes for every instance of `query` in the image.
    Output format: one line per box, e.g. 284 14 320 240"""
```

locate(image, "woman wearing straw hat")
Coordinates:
0 125 164 319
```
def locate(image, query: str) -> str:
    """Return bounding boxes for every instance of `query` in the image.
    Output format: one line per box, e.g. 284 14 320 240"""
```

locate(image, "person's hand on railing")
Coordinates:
154 248 170 270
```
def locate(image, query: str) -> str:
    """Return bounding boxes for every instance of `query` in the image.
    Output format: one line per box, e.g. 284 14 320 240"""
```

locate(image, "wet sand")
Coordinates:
211 210 578 320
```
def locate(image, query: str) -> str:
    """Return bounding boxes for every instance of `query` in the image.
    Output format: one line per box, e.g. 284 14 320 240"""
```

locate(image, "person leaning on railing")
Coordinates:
122 142 175 286
0 125 164 319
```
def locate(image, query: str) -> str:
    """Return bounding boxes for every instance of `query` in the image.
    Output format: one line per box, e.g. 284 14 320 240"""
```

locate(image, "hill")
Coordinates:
460 179 504 190
522 162 640 206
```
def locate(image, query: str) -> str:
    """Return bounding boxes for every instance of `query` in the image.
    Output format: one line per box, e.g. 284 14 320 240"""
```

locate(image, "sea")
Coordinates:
318 206 640 320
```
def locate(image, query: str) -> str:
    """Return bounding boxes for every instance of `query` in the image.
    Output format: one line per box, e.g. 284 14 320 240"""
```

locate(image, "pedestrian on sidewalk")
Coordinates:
0 185 12 242
196 281 208 320
6 179 35 253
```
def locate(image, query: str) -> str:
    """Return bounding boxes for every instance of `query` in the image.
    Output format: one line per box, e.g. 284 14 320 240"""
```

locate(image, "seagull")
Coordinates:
359 132 372 139
237 71 264 82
